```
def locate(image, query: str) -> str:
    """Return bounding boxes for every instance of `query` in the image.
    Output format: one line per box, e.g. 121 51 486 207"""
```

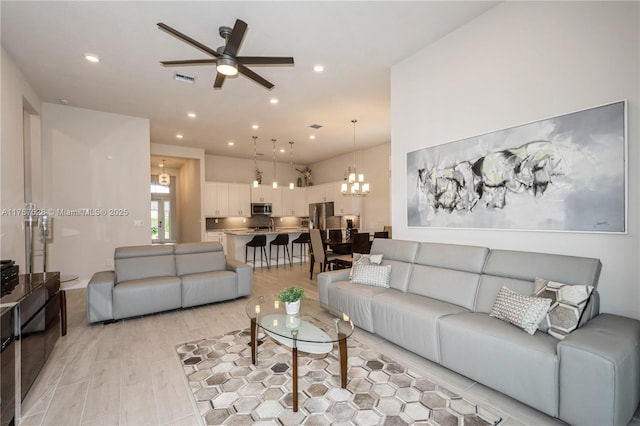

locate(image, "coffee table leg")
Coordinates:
250 318 257 365
292 330 299 412
338 333 347 388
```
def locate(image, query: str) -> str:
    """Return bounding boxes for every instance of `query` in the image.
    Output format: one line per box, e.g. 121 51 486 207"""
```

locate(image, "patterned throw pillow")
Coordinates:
351 264 392 288
533 278 594 340
349 253 384 280
490 286 552 335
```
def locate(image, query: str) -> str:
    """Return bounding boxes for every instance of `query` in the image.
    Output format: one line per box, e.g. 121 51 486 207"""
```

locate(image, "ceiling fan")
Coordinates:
157 19 294 90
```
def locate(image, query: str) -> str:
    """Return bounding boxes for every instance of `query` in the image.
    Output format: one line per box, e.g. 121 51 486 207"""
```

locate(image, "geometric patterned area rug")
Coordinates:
176 329 502 425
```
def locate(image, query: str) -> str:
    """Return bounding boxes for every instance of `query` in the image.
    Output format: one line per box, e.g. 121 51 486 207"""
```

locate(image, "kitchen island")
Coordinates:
225 228 309 268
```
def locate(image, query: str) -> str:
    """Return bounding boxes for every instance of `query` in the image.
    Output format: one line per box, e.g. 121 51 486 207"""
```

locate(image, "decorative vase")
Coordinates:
285 300 301 315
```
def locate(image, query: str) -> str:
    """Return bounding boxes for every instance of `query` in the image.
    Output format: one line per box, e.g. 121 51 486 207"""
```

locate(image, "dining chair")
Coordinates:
383 225 392 239
309 229 350 278
328 229 343 242
373 231 389 239
352 232 371 254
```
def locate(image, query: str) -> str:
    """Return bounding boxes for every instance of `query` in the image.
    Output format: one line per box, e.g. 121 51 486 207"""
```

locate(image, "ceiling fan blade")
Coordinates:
223 19 248 57
238 64 274 89
237 57 294 65
160 59 218 66
157 23 220 58
213 73 226 89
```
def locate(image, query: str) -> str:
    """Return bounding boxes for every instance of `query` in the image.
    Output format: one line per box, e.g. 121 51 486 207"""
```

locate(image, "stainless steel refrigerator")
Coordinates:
309 202 334 235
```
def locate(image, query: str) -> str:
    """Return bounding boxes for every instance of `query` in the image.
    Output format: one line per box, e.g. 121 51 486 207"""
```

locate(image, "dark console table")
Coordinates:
0 272 64 426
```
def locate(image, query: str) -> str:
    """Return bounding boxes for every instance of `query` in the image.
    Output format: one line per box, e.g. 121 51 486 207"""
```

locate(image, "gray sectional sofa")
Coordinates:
87 242 252 323
318 239 640 426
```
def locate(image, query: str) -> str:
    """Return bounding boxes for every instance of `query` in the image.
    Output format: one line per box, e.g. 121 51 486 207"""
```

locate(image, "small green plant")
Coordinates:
277 286 306 303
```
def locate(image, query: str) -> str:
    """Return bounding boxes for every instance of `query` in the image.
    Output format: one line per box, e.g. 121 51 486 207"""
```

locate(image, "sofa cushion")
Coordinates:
490 286 551 335
181 270 238 308
407 264 481 311
415 242 489 273
115 245 176 282
474 275 537 314
439 312 560 417
175 242 226 276
533 278 594 340
351 264 391 288
326 280 388 333
113 276 182 319
370 239 419 292
371 290 468 363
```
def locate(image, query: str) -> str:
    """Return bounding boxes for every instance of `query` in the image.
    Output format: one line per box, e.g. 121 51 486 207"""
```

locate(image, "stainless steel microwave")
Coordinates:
251 203 272 216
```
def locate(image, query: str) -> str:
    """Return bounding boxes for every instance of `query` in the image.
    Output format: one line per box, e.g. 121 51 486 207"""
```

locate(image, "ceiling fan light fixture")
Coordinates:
216 57 238 76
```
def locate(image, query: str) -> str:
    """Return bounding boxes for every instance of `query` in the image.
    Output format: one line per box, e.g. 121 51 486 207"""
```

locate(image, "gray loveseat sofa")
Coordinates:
318 239 640 426
87 242 252 323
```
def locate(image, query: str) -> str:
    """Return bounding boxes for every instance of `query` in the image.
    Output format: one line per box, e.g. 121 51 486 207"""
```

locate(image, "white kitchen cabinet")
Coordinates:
251 184 273 203
206 231 227 254
305 182 332 204
204 182 230 217
228 183 251 217
271 187 283 217
281 187 307 216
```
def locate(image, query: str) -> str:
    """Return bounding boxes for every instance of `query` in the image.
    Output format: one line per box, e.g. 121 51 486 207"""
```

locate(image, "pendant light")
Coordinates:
252 136 259 188
341 119 369 196
159 160 170 186
271 138 278 189
289 141 295 189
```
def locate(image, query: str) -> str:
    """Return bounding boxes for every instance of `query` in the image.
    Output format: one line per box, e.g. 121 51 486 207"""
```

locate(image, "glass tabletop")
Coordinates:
246 295 354 344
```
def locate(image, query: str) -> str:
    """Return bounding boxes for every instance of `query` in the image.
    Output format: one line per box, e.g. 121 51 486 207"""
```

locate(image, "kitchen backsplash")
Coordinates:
206 216 305 230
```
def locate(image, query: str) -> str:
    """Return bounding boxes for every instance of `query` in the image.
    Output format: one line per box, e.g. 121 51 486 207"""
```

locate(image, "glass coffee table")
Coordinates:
245 295 354 412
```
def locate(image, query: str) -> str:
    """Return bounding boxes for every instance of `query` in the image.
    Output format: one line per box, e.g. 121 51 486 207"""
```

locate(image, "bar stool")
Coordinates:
270 233 292 268
291 232 310 264
245 235 269 270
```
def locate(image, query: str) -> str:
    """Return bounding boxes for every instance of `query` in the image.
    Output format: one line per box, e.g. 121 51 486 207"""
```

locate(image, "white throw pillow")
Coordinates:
490 286 552 335
349 253 383 280
351 264 392 288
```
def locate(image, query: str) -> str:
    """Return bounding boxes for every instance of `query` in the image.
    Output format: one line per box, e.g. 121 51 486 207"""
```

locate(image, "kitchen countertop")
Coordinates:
224 228 309 236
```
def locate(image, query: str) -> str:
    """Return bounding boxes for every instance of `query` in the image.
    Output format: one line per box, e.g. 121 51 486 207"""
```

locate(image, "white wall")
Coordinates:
205 154 305 187
391 1 639 319
151 143 206 240
311 143 391 231
0 48 42 266
42 103 151 280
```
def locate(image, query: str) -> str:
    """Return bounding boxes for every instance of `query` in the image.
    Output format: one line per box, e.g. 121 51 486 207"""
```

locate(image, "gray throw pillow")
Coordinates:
349 253 383 280
490 286 552 335
533 277 594 340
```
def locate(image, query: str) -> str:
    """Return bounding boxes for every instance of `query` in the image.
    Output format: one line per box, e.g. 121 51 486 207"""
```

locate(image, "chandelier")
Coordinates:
158 160 170 186
341 119 369 196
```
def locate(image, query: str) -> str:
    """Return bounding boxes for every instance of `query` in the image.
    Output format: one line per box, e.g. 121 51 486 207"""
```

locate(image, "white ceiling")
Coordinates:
1 1 496 164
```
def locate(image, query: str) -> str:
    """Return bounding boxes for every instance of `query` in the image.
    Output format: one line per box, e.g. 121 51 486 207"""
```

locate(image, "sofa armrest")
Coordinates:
87 271 115 323
558 313 640 426
317 269 351 306
227 259 253 297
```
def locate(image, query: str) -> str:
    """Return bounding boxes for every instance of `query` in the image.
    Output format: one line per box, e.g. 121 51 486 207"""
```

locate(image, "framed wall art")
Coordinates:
406 100 626 233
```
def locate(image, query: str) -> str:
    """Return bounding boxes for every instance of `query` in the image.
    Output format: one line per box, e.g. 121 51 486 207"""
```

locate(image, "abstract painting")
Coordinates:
407 101 626 233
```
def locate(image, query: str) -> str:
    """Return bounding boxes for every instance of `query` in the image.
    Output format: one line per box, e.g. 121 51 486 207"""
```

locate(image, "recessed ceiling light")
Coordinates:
176 134 183 139
279 148 285 153
228 141 235 146
270 98 278 104
158 163 164 167
85 54 100 63
313 64 324 72
252 124 259 129
309 135 316 140
187 112 196 118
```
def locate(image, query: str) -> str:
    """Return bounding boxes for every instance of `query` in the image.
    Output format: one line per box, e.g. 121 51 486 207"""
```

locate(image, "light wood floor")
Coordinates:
19 262 640 425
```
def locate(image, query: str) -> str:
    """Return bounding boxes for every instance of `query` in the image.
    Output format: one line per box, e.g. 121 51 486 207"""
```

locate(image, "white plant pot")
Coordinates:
285 314 301 329
285 300 301 315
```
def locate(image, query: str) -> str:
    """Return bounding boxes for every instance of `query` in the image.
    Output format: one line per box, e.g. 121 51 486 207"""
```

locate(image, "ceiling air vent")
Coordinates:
174 72 196 84
309 124 323 129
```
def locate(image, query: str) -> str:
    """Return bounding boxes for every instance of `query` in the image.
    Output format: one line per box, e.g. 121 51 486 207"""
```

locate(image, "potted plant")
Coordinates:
277 286 306 315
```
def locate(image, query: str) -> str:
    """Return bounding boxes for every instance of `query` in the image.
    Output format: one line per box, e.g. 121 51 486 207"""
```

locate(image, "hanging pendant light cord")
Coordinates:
272 139 277 185
352 119 357 173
